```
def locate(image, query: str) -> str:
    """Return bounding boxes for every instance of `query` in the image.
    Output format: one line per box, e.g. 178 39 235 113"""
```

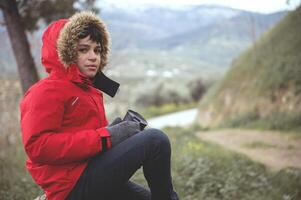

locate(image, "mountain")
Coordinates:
102 4 241 45
102 5 286 79
197 5 301 129
0 5 287 80
153 11 286 67
102 5 283 49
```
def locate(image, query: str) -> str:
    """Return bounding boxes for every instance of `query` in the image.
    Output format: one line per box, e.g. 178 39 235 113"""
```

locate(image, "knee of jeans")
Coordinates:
143 128 171 148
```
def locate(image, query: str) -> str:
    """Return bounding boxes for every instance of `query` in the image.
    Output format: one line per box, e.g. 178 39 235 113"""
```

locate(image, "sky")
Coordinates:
100 0 301 13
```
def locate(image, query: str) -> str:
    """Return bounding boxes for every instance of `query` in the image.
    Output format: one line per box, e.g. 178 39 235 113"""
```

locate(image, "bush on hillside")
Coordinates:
135 81 191 107
135 77 213 108
222 111 301 131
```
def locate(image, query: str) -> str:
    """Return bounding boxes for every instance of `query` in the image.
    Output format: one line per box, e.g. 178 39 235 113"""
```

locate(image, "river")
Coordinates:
147 108 198 129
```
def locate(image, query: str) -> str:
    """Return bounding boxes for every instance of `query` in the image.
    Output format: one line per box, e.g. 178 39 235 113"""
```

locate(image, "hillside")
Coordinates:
197 5 301 129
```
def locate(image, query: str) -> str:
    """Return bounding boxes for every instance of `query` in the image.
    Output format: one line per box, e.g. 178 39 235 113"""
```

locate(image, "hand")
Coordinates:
108 117 122 127
106 120 140 146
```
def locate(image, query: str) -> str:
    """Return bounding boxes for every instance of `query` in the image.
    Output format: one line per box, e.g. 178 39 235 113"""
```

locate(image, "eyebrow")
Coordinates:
77 44 101 48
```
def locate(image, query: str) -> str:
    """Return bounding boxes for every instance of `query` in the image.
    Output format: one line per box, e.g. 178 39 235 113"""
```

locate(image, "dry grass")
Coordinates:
0 78 42 200
0 78 22 155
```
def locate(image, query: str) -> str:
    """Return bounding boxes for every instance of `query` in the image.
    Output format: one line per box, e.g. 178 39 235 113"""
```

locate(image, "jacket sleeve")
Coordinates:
20 82 109 165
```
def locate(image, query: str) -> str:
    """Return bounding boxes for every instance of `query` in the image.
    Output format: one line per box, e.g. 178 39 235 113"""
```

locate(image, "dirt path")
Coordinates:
197 129 301 171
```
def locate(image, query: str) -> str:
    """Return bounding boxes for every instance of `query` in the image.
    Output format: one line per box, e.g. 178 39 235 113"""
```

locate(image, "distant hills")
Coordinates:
0 5 286 80
102 5 286 79
197 5 301 129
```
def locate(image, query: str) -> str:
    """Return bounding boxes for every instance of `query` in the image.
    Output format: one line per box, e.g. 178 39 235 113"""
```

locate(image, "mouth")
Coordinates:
85 65 97 71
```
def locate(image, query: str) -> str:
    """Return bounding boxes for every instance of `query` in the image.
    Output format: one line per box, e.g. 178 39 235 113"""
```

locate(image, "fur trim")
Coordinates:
57 11 110 70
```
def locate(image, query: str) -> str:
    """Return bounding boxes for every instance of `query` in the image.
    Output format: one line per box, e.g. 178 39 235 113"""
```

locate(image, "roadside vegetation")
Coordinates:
220 111 301 133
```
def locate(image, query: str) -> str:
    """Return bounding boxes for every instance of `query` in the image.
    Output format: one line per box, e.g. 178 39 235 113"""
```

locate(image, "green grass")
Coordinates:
131 126 301 200
221 111 301 133
219 6 301 96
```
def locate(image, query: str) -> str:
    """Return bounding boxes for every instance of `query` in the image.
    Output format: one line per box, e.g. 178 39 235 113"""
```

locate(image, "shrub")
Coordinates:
221 111 301 132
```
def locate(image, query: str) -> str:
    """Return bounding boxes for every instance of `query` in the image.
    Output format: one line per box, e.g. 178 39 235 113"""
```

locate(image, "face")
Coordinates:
76 36 101 78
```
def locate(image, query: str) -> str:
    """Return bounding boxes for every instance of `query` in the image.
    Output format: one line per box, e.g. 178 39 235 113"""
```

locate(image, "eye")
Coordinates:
78 48 88 53
94 48 101 54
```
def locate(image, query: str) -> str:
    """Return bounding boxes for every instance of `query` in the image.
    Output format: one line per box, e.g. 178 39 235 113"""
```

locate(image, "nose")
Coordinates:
88 49 98 61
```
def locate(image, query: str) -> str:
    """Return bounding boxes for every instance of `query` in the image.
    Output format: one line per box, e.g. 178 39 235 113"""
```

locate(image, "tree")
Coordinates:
0 0 98 93
1 0 38 93
188 78 206 102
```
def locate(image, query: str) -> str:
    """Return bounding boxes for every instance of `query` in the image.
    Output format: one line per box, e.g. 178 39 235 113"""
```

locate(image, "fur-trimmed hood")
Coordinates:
41 11 110 75
57 11 110 69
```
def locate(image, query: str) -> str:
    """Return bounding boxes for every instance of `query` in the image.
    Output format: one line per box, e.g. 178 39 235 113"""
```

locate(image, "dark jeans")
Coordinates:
66 128 179 200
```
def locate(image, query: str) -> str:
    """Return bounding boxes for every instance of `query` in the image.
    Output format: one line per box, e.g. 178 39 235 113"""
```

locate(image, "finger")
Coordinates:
128 121 141 131
109 117 122 126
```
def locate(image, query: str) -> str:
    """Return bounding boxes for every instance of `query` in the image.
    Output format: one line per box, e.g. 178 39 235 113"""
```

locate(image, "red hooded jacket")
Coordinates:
20 18 111 200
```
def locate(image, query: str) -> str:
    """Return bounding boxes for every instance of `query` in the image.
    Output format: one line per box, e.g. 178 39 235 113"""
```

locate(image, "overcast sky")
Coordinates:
100 0 300 13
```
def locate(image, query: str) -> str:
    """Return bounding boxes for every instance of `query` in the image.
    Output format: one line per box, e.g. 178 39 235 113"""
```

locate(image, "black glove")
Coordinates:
123 110 147 131
106 120 140 146
108 117 123 127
